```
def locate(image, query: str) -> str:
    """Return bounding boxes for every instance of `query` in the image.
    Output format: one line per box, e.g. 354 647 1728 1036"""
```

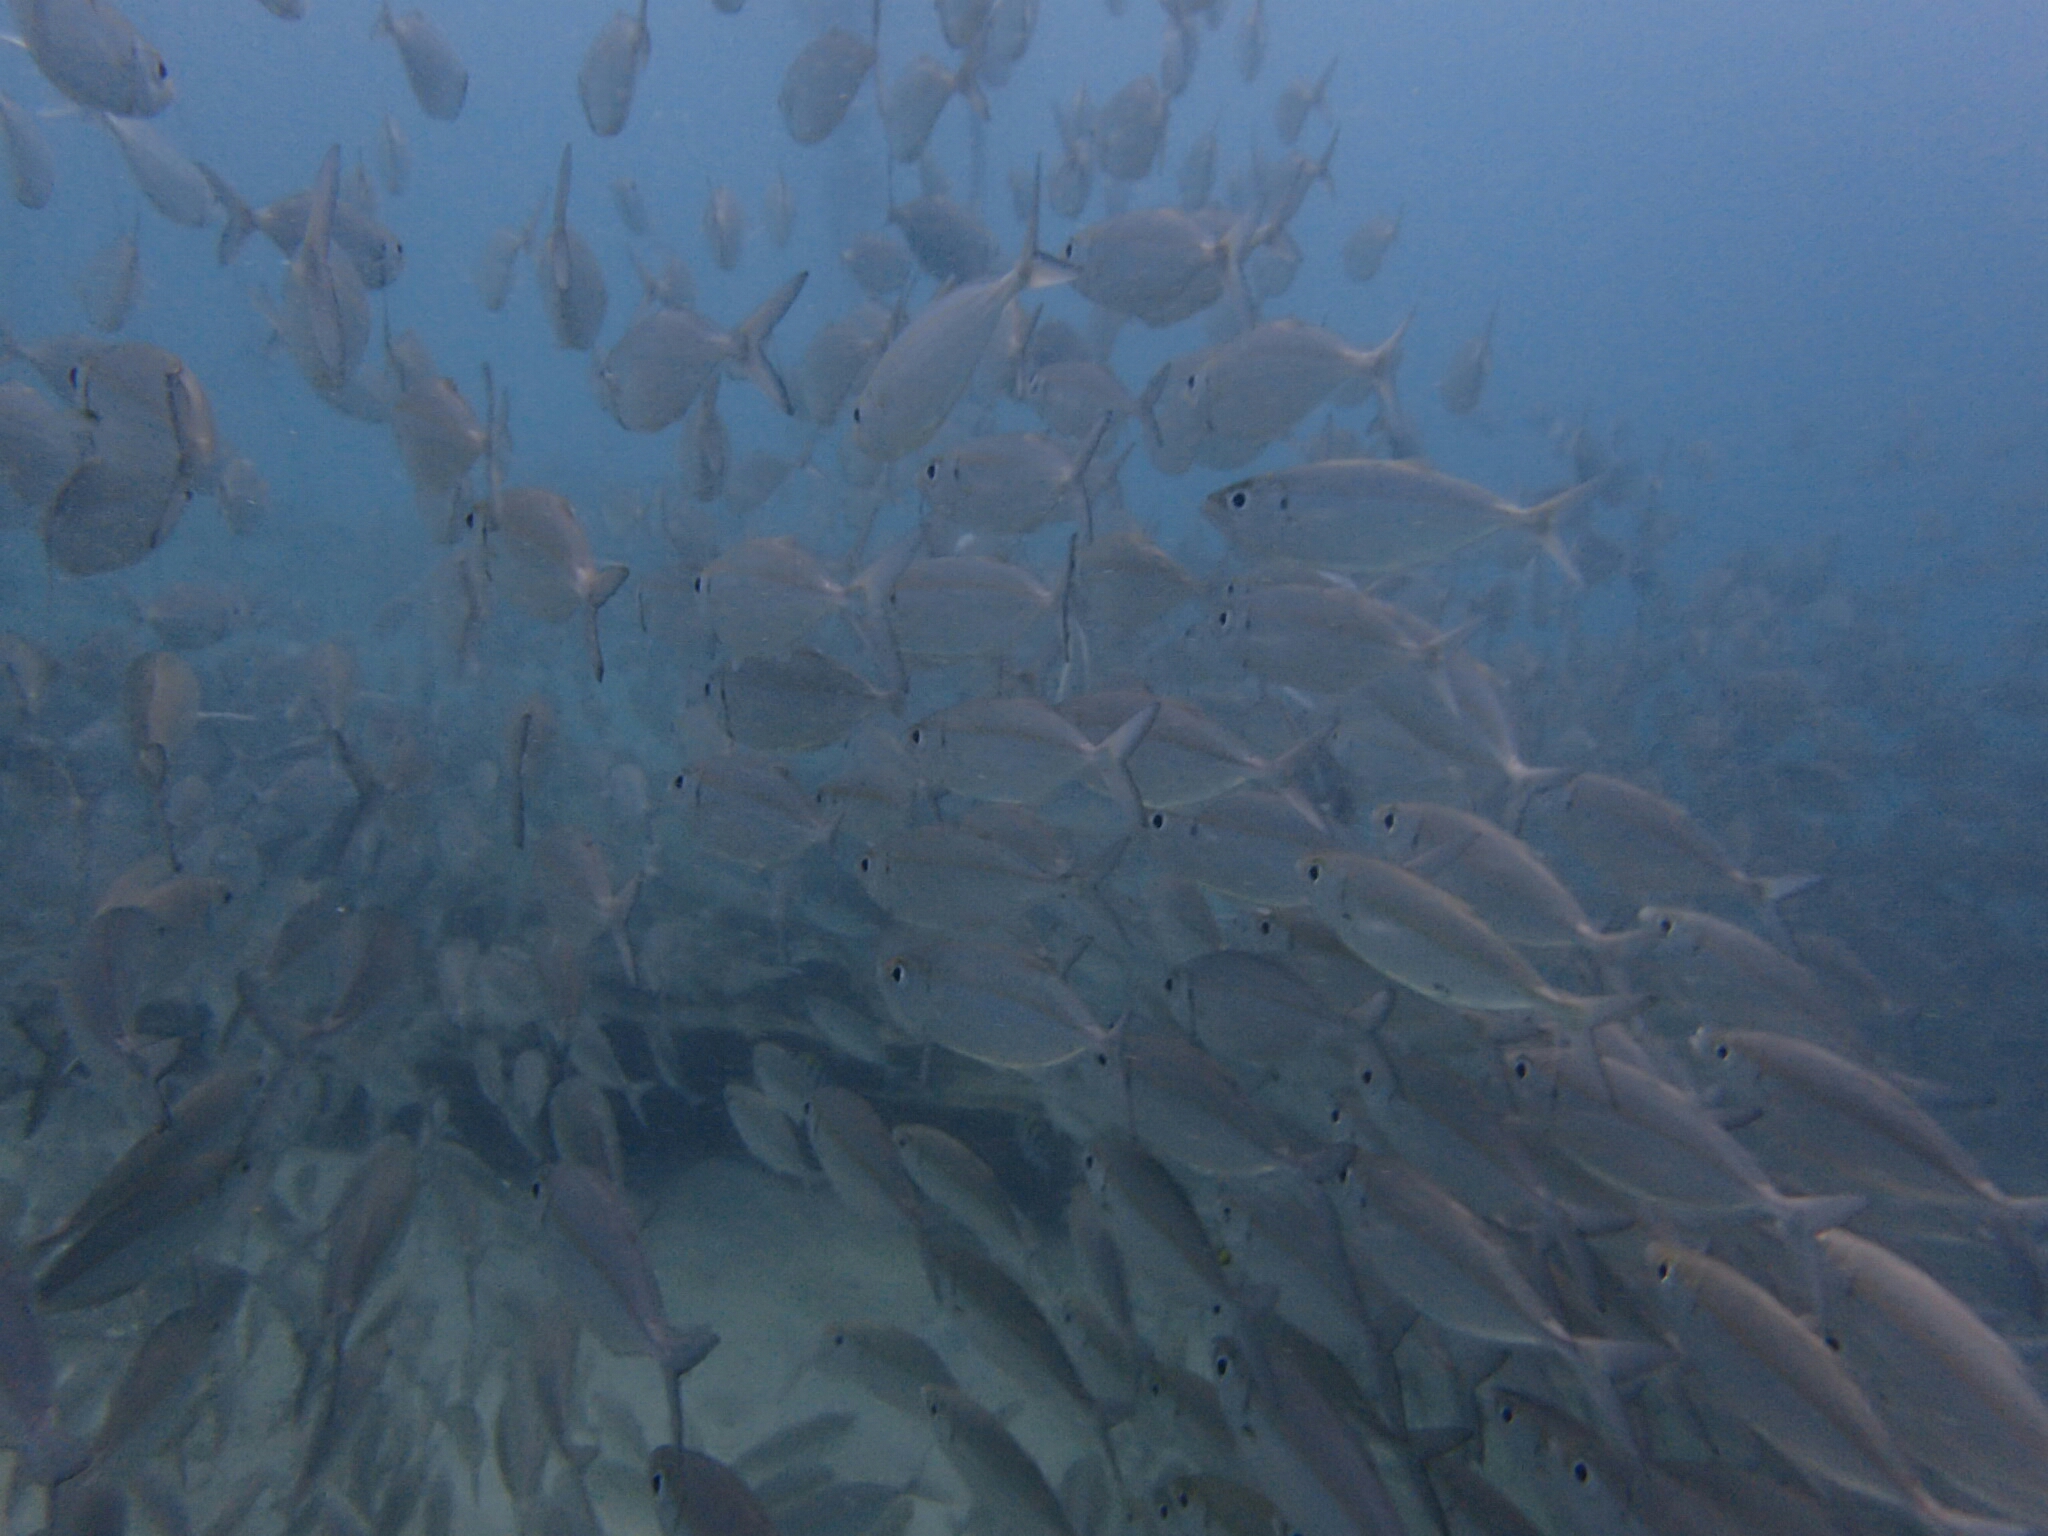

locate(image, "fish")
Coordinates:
778 25 876 146
377 111 410 195
1274 57 1337 146
878 931 1113 1070
763 169 795 246
704 184 747 271
14 0 172 118
99 114 211 227
1092 73 1167 181
1643 1240 2021 1536
891 193 997 283
1341 210 1402 283
541 1163 718 1440
1235 0 1266 82
76 217 142 333
612 174 650 236
592 270 806 429
1301 851 1642 1029
1203 456 1600 581
376 2 467 121
650 1445 782 1536
853 166 1064 461
1178 126 1217 210
278 146 370 399
1440 303 1497 416
0 90 56 208
904 694 1156 812
882 54 983 164
578 0 651 137
918 413 1111 538
671 750 837 870
484 486 629 680
1548 771 1820 908
538 145 608 351
922 1385 1078 1536
1062 208 1248 329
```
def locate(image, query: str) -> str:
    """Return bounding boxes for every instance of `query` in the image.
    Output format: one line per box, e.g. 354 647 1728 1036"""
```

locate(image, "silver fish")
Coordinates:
278 146 370 398
1274 57 1337 146
377 111 410 195
1234 0 1266 82
0 90 55 208
538 145 608 351
592 270 805 429
763 169 795 246
1302 851 1640 1029
76 217 142 333
1062 208 1247 329
15 0 172 118
578 0 651 138
853 167 1062 462
1202 457 1599 580
376 2 467 121
878 931 1112 1070
1092 73 1167 181
778 26 876 146
1439 303 1497 416
704 184 747 271
1341 209 1401 283
100 114 211 227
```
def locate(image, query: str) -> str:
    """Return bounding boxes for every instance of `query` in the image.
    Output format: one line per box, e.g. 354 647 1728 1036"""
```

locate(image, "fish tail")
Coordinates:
732 270 808 415
1772 1191 1865 1240
1500 763 1570 833
1748 871 1822 905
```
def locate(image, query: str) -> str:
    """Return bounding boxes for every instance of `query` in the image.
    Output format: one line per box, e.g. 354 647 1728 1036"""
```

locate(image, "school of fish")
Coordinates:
0 1 2044 1535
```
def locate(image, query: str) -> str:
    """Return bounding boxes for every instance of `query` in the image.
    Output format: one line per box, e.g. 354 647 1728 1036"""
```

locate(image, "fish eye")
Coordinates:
1572 1462 1589 1483
1327 1105 1342 1124
908 728 923 745
1094 1051 1109 1066
1228 490 1247 510
1305 863 1321 882
924 461 937 479
832 1331 845 1345
1824 1333 1841 1351
1380 811 1396 831
1157 1504 1171 1521
692 574 705 593
1213 1354 1229 1378
1184 374 1197 390
1498 1403 1514 1422
1359 1067 1373 1085
1656 1260 1671 1280
1215 610 1229 626
1714 1043 1730 1059
1175 1492 1189 1509
1657 916 1674 934
1149 812 1165 829
889 963 907 983
1513 1058 1530 1079
1162 975 1175 992
851 405 862 422
858 856 872 873
651 1473 664 1495
156 59 168 79
1278 496 1290 511
672 774 686 789
530 1178 544 1198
